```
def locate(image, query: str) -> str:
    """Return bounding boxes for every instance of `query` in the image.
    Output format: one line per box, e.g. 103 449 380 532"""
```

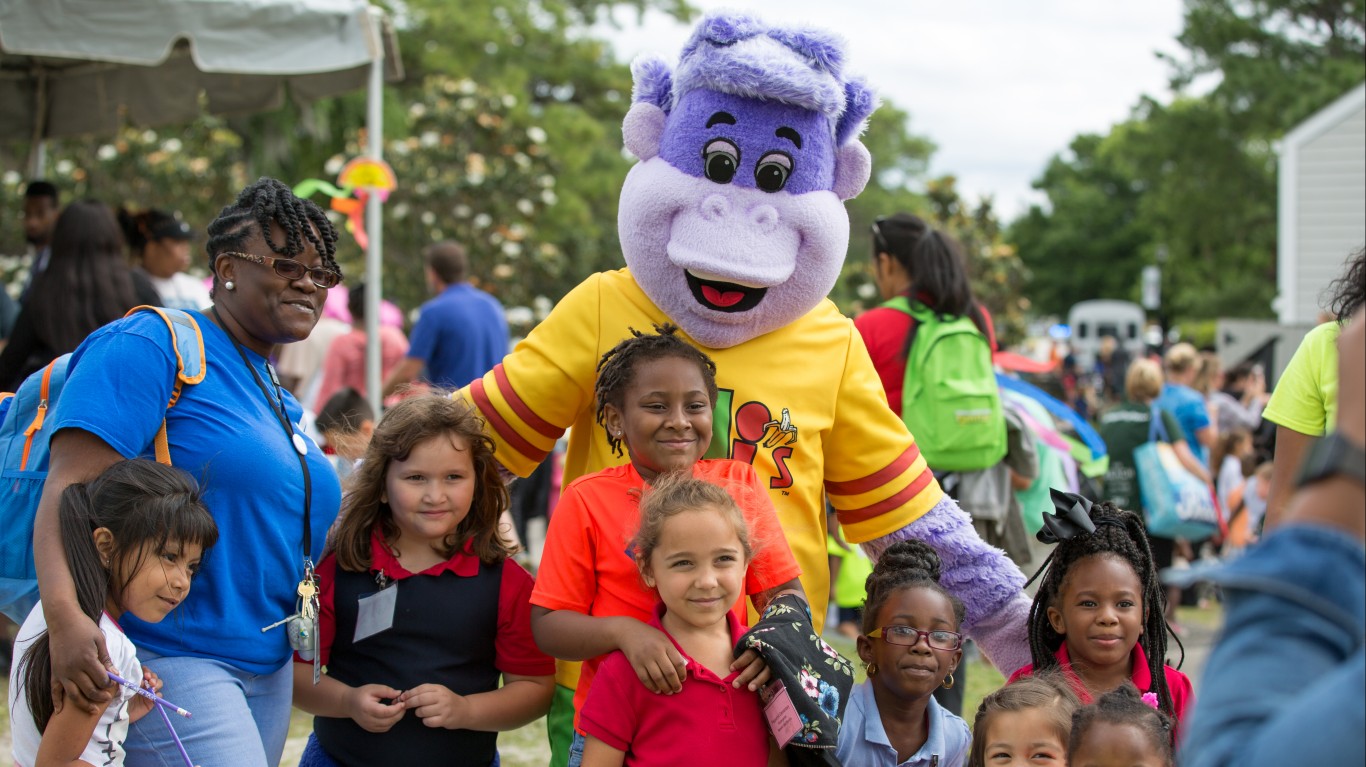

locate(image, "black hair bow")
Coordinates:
1037 488 1097 545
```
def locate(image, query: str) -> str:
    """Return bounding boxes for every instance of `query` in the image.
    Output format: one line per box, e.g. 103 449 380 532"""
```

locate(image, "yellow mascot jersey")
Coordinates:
462 268 942 622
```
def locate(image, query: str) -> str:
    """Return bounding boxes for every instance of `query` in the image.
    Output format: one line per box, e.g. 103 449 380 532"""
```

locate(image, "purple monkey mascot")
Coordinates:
456 12 1030 764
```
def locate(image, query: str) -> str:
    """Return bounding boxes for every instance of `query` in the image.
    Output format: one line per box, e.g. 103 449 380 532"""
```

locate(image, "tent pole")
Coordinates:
30 141 47 178
364 49 384 417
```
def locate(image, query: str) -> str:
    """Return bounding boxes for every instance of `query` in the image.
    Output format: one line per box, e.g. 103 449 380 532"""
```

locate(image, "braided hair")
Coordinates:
1026 502 1181 718
593 323 718 457
205 177 340 286
1068 683 1174 765
861 540 965 634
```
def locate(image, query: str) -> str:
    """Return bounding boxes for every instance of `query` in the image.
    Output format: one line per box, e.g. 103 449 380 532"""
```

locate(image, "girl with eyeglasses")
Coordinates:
837 540 971 767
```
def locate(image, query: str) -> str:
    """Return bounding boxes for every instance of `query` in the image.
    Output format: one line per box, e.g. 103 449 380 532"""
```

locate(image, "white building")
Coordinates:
1277 83 1366 325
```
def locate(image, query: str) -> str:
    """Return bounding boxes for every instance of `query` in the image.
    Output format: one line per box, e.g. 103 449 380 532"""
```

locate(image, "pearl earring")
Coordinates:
224 280 236 291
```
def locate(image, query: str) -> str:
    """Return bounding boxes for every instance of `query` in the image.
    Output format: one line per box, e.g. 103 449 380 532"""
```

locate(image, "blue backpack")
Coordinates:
0 306 205 622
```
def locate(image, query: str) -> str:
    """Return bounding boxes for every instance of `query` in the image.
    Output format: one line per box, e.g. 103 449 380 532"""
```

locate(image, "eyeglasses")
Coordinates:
220 251 342 289
867 625 963 651
870 216 891 256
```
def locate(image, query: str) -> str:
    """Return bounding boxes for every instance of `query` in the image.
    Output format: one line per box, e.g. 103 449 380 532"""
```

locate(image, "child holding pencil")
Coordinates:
9 460 218 767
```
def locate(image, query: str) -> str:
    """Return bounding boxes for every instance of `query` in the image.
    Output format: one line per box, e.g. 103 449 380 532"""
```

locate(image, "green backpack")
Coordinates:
883 296 1007 472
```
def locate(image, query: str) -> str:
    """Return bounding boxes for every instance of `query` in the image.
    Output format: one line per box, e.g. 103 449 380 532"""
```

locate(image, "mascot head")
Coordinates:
618 11 878 349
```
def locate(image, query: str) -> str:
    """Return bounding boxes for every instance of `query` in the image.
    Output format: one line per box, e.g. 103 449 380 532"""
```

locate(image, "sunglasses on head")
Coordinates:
220 251 341 289
870 216 891 255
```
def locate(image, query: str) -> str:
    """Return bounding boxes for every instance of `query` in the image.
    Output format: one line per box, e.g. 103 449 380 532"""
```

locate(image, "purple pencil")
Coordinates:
106 671 192 718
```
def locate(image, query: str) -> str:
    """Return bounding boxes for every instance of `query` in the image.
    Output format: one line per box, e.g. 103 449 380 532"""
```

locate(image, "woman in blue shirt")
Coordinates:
33 178 345 767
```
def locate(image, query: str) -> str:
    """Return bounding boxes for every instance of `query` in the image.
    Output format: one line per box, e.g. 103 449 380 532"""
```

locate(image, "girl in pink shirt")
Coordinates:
1010 495 1192 728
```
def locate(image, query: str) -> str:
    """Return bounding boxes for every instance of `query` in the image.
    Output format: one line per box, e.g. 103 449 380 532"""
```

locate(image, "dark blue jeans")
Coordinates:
1172 525 1365 766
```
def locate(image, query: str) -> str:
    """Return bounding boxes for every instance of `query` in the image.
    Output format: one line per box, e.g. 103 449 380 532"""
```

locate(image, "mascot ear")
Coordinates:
833 141 872 201
623 102 667 161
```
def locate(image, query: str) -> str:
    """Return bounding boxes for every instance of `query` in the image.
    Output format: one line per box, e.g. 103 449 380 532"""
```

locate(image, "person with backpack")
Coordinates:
855 212 1010 716
23 178 345 767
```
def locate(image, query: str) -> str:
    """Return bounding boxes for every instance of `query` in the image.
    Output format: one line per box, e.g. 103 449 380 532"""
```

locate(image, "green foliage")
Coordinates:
1009 133 1149 318
1009 0 1364 324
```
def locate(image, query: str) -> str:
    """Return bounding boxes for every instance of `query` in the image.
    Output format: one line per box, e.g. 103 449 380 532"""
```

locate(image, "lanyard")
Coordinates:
211 307 313 557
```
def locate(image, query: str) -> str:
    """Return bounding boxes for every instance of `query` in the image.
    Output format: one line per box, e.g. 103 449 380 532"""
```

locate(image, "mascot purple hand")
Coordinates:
455 16 1032 748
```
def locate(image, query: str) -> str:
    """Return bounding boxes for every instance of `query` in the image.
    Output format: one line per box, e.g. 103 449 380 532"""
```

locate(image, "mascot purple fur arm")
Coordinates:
620 12 1031 676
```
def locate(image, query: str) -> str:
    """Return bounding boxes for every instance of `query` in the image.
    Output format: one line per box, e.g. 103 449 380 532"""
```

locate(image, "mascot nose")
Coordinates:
700 194 731 222
750 204 778 234
698 194 781 236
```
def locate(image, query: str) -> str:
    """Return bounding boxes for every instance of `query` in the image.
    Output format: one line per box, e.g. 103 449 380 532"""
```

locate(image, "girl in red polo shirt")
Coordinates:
529 325 803 766
578 473 774 766
1009 498 1193 729
292 395 555 767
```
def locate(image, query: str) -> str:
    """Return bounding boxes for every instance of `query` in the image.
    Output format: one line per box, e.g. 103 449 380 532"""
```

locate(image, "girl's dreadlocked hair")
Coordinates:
1069 683 1174 765
1026 501 1181 718
593 323 719 457
205 177 340 290
861 540 965 634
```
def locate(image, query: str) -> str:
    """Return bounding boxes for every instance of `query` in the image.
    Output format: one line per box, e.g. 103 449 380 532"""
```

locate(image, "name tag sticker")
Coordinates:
761 679 802 745
354 584 397 642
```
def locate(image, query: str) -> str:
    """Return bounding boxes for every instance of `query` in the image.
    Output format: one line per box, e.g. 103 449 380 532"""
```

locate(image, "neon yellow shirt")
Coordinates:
1265 322 1340 436
459 268 941 625
827 535 874 608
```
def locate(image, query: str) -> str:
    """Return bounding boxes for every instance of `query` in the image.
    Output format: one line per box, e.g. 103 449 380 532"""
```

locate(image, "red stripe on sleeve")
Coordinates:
836 468 936 525
824 444 921 496
493 364 560 439
471 378 550 465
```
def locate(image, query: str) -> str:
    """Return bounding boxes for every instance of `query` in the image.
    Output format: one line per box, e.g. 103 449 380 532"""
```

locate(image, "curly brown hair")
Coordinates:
332 394 513 572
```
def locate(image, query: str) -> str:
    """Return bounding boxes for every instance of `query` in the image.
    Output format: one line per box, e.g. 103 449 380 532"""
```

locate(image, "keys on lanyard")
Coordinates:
262 560 321 684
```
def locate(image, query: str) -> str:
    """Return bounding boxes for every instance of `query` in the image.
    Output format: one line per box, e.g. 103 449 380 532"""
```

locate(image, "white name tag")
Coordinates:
354 584 398 642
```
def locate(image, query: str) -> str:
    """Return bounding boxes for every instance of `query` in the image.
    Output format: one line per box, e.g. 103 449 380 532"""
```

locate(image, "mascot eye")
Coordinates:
754 152 792 192
702 139 740 184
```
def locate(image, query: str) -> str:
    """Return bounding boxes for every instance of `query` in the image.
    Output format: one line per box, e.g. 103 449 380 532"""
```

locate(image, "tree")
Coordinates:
1169 0 1365 134
1009 133 1150 318
1007 0 1364 324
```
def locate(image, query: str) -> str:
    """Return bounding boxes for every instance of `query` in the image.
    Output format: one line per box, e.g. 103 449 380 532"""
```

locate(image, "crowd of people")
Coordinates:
2 174 1360 767
1 10 1362 765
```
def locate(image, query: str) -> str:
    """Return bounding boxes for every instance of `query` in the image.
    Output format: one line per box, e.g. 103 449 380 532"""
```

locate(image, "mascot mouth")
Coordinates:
686 271 768 313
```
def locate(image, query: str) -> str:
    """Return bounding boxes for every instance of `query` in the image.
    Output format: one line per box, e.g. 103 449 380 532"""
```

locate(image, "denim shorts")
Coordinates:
566 731 586 767
123 652 292 767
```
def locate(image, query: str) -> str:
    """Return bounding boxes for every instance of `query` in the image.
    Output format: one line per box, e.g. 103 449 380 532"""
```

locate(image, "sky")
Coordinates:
595 0 1187 221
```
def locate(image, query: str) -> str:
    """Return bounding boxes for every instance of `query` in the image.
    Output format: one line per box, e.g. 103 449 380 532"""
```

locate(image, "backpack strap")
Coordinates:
1148 404 1170 444
19 359 61 471
123 306 207 465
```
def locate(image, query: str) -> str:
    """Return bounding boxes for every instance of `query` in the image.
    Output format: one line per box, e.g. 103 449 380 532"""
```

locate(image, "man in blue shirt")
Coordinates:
1155 342 1215 465
383 240 508 394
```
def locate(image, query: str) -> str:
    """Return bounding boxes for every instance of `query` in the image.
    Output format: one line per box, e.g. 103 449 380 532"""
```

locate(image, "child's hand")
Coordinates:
127 665 163 721
348 684 406 733
618 622 687 694
400 683 472 729
730 649 771 692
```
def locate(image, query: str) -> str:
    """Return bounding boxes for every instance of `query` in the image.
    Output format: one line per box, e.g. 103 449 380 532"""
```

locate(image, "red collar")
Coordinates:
1055 641 1152 703
648 600 747 673
369 529 480 579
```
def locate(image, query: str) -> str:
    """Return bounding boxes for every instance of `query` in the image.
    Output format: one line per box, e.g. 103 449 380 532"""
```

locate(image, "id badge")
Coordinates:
355 584 398 643
760 679 802 745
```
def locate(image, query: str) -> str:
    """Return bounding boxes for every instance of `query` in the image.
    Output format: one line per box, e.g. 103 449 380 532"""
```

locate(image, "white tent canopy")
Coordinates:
0 0 399 142
0 0 399 413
